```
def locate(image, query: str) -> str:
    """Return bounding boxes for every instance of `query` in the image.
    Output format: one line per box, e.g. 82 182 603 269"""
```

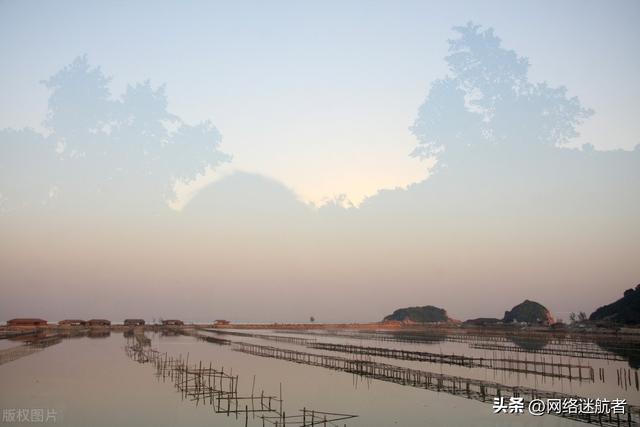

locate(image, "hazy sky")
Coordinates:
1 0 639 205
1 1 639 323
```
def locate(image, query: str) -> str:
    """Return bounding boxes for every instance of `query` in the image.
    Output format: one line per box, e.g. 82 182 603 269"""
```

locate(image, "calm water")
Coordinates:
0 329 638 426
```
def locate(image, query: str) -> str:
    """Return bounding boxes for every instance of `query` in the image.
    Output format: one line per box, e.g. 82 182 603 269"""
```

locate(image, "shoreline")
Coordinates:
2 321 640 340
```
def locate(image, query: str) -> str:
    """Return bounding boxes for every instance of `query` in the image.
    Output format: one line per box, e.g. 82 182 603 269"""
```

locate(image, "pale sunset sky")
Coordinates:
0 0 638 323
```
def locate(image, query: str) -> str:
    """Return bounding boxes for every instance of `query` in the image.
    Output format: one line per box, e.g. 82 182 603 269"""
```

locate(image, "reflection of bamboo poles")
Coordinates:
308 342 594 381
469 342 627 361
617 367 640 392
124 340 357 426
261 409 356 426
278 329 635 361
0 330 40 340
133 327 151 347
233 341 640 427
0 345 42 365
181 328 232 345
200 328 596 382
0 334 62 365
203 328 317 346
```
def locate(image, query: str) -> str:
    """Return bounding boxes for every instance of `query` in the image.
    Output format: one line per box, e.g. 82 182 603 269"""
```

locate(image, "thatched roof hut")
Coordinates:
124 319 145 326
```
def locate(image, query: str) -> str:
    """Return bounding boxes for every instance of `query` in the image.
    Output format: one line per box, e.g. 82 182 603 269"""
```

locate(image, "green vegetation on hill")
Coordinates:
590 285 640 325
503 300 554 325
383 305 449 323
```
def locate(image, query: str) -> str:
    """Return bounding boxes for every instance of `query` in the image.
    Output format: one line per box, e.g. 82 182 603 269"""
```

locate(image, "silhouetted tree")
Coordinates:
410 23 592 162
1 55 231 213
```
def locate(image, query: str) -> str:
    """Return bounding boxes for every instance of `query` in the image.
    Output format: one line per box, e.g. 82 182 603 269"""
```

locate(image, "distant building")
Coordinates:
214 319 230 326
7 318 47 327
58 319 87 326
87 319 111 327
463 318 502 326
162 319 184 326
124 319 145 326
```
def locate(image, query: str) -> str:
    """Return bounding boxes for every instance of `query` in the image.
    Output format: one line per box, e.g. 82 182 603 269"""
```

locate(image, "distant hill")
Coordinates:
503 300 554 325
590 284 640 325
383 305 449 323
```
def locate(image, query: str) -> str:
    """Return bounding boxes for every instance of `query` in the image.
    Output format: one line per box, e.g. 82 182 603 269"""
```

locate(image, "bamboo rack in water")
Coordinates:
469 341 629 361
300 328 640 349
125 340 357 426
180 327 233 345
133 327 152 347
0 334 63 366
232 341 640 427
307 342 595 381
278 329 630 362
201 329 596 382
0 345 42 365
203 328 317 346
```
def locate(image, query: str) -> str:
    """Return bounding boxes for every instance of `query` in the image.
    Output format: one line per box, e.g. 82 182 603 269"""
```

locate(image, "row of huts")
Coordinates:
6 318 187 327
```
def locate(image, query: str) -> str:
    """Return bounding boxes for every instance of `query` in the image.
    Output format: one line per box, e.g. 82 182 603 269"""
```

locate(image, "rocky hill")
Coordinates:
383 305 449 323
503 300 554 325
590 284 640 325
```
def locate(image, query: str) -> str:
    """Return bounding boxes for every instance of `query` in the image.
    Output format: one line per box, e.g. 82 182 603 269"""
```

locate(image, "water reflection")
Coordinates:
125 337 358 426
510 335 550 351
595 340 640 370
87 329 111 339
1 328 639 427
